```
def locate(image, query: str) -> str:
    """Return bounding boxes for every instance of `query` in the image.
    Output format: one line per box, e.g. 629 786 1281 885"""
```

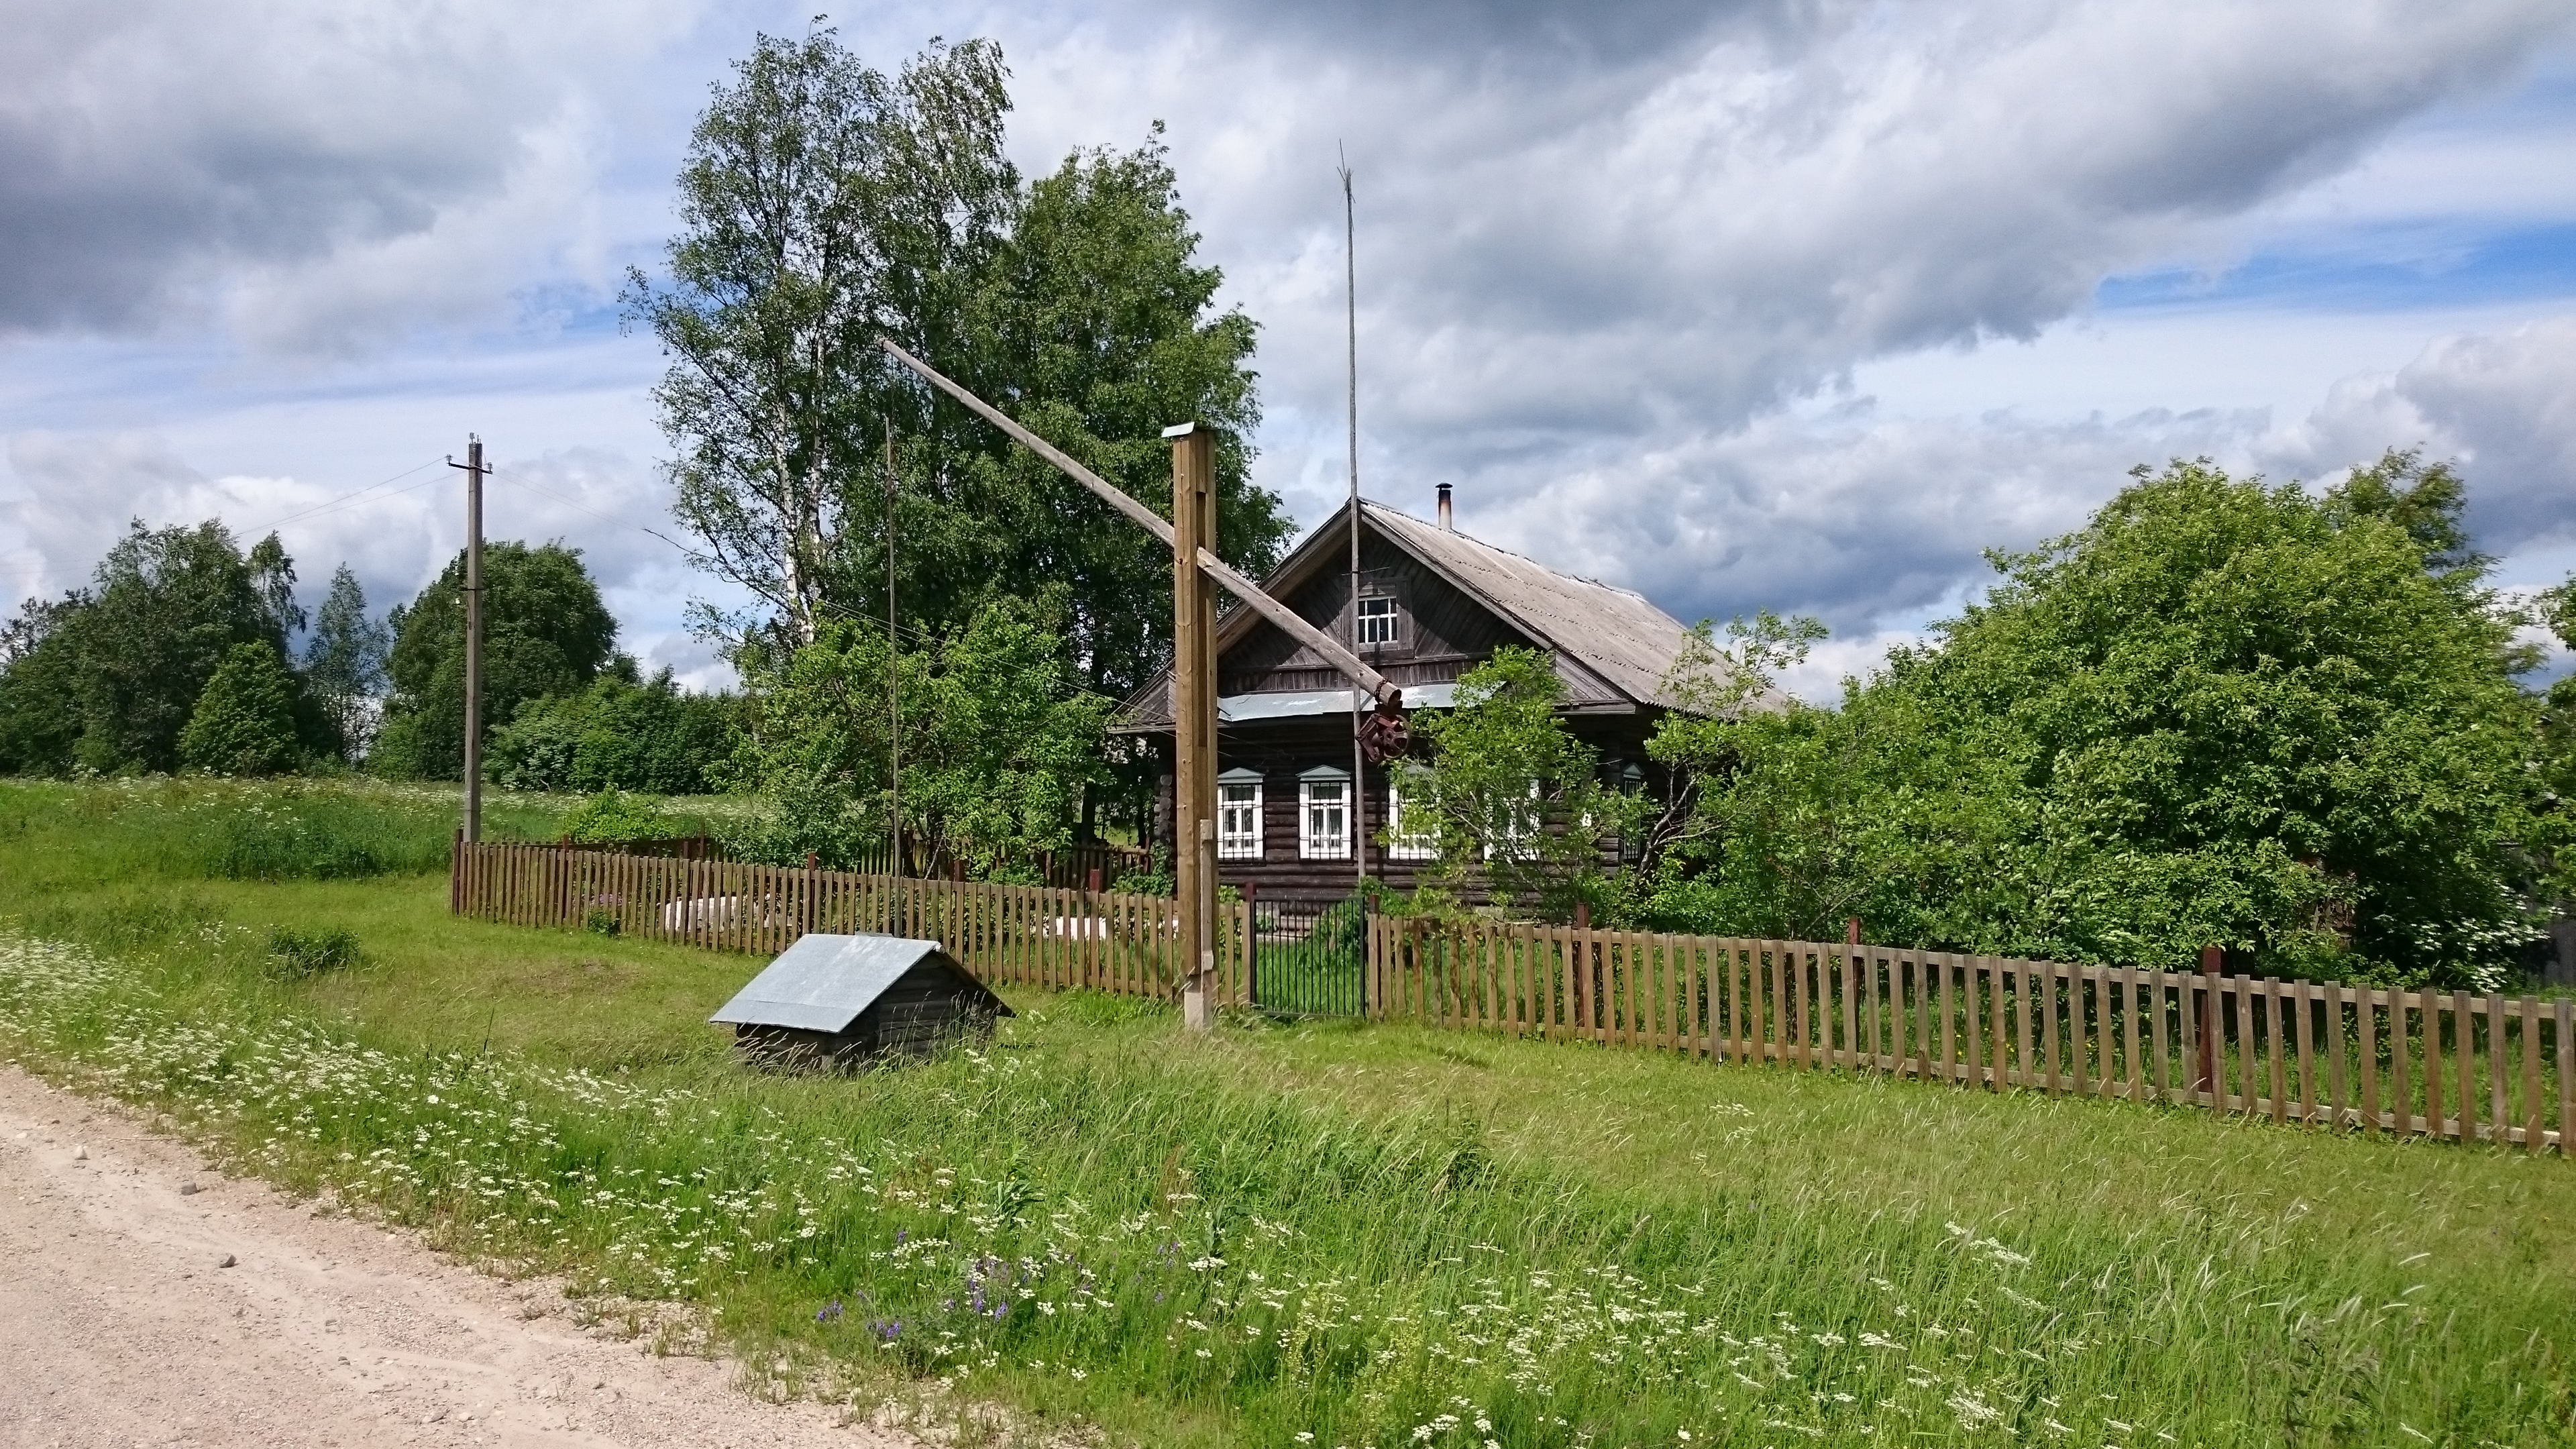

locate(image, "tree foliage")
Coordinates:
1404 646 1644 921
0 521 311 775
486 667 739 795
373 542 617 780
1642 458 2538 983
302 565 388 765
631 30 1290 743
180 641 305 776
723 599 1111 872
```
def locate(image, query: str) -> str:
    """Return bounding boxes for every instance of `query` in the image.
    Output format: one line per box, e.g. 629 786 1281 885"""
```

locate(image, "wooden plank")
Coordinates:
2265 977 2288 1125
1839 941 1860 1072
1865 947 1884 1072
1791 943 1812 1071
2457 990 2480 1146
2390 989 2413 1136
2149 969 2172 1102
2489 991 2511 1144
2560 1000 2573 1156
2120 967 2142 1102
2094 968 2114 1096
2291 980 2316 1126
2357 987 2379 1134
2232 977 2258 1115
2042 962 2064 1095
2523 997 2545 1155
1938 954 1957 1085
1962 958 1986 1090
2014 961 2037 1091
2421 991 2444 1140
2324 981 2347 1130
1758 941 1777 1065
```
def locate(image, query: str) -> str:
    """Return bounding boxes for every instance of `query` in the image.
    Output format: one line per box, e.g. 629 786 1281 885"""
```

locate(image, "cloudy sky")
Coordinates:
3 0 2571 696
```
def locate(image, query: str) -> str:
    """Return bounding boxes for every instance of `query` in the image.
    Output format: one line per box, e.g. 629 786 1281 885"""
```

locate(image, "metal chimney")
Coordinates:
1437 482 1453 532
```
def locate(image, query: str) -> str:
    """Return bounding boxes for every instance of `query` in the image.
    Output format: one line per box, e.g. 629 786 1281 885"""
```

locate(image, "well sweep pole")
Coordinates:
1170 423 1220 1030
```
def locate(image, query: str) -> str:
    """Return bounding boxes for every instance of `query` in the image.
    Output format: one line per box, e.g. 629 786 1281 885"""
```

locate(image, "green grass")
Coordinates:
1 779 2573 1447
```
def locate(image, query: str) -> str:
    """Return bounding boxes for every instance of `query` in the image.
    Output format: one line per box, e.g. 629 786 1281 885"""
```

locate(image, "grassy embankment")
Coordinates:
1 777 2571 1448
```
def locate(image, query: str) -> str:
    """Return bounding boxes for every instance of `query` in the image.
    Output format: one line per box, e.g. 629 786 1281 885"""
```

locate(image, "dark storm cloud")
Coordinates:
0 0 696 342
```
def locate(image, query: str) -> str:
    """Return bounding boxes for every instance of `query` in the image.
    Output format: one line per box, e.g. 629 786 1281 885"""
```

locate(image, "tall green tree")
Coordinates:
625 30 1019 648
180 641 304 776
1646 459 2537 983
301 566 388 765
0 591 91 775
372 543 618 780
65 521 283 774
633 31 1290 763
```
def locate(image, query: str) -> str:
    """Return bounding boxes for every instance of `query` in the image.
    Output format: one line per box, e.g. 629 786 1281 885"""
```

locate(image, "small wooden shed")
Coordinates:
708 934 1012 1067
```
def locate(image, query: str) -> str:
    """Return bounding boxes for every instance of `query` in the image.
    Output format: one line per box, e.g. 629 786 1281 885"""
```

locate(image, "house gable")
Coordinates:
1120 501 1674 729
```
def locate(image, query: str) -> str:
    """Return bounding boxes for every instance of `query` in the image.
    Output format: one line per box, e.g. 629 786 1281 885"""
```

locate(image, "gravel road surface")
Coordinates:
0 1062 920 1448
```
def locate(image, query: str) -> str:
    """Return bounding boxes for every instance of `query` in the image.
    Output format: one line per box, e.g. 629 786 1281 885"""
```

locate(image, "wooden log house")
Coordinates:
1116 486 1717 908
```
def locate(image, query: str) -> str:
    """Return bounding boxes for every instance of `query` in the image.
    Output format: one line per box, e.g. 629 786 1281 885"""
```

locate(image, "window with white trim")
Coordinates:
1298 771 1351 859
1217 773 1263 860
1383 772 1437 860
1355 594 1401 647
1483 780 1542 860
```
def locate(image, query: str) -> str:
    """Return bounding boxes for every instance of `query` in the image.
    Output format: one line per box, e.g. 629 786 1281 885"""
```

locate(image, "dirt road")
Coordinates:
0 1063 919 1448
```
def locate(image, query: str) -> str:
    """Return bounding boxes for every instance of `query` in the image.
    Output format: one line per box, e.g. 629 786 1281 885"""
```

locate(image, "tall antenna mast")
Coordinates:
1342 149 1366 892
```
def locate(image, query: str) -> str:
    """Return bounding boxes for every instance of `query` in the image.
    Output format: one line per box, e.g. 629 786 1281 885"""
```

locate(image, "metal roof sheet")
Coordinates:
1216 682 1457 723
1360 504 1701 708
708 934 974 1034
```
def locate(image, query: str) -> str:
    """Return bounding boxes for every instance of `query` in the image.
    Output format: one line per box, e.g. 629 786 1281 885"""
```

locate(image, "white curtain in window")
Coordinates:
1218 780 1263 860
1383 775 1436 860
1299 778 1350 859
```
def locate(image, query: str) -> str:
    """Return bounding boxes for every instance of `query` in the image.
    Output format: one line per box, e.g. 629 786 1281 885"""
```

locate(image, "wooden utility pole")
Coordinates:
447 437 489 843
1168 423 1220 1029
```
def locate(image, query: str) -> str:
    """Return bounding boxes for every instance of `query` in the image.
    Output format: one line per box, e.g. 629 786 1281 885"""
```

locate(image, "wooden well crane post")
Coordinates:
878 338 1403 1029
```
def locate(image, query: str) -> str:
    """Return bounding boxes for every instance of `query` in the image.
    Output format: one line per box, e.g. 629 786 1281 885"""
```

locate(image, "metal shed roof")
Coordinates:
708 934 1003 1034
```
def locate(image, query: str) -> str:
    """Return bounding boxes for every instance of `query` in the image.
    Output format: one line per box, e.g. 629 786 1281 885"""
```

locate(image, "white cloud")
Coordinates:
0 0 700 347
2263 315 2576 552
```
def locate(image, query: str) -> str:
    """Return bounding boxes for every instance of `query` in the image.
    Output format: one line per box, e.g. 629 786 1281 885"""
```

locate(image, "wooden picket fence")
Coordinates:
1371 919 2573 1153
448 840 2568 1151
451 840 1254 1004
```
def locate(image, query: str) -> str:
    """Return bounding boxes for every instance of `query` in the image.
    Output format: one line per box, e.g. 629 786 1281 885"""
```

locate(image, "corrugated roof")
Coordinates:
1360 503 1697 708
708 934 1001 1034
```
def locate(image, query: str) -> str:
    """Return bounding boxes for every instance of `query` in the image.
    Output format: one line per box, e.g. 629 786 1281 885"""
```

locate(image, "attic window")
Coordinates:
1356 594 1401 647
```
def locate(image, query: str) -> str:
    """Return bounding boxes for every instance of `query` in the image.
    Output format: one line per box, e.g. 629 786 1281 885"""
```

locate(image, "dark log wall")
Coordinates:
1193 713 1670 907
1220 536 1628 706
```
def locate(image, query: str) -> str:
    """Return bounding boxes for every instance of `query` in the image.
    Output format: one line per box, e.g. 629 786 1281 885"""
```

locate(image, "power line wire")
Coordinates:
246 458 447 534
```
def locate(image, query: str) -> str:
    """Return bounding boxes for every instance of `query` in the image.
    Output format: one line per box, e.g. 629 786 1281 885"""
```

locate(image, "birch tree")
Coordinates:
625 30 1016 647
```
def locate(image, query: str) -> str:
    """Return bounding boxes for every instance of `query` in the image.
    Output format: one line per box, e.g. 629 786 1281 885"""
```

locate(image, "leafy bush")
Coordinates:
559 789 679 845
486 670 739 794
179 641 305 776
266 924 361 975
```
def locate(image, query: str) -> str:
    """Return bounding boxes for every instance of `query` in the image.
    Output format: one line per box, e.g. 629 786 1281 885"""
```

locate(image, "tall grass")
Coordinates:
1 780 2571 1445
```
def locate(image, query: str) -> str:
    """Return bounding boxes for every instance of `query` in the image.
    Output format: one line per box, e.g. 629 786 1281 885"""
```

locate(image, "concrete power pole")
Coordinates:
1167 423 1219 1030
448 437 489 843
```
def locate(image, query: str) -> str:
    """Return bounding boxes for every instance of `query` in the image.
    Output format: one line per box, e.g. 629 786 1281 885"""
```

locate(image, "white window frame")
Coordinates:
1298 769 1351 860
1217 772 1264 860
1355 594 1402 648
1383 772 1438 860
